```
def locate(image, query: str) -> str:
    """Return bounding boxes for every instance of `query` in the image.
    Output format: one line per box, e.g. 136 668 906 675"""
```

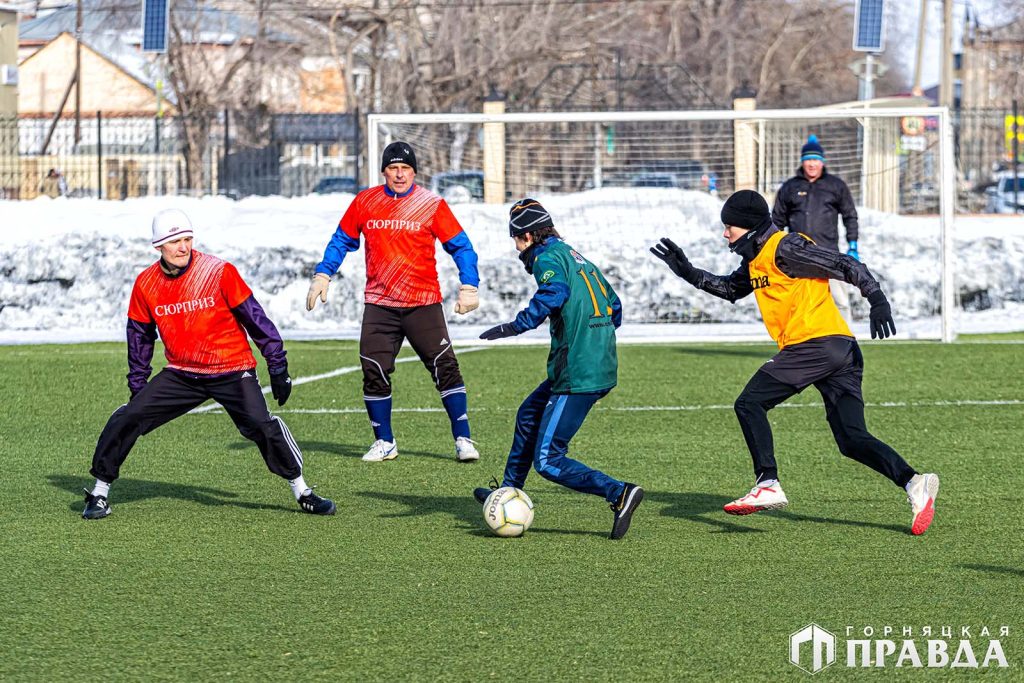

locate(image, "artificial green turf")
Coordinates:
0 340 1021 681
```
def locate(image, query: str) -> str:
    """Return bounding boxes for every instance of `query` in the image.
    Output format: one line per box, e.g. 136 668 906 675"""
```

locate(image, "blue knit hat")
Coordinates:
801 134 825 162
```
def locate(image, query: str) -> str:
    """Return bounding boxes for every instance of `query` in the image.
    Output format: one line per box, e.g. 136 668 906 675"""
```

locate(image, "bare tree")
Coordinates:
164 0 305 190
311 0 908 117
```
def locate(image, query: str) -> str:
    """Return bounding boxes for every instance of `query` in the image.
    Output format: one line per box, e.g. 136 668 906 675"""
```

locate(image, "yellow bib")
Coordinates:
747 231 852 349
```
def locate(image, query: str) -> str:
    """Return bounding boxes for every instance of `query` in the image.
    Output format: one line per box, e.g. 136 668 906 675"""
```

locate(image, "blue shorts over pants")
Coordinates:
501 380 624 503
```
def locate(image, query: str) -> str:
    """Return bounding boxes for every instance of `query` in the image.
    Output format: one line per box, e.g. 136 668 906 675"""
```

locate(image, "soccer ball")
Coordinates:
483 487 534 537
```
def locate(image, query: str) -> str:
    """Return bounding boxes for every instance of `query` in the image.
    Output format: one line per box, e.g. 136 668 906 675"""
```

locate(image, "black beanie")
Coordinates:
720 190 771 231
380 141 417 173
509 198 554 237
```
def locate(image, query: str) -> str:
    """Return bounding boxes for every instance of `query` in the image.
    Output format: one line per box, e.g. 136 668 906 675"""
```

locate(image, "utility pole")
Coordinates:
912 0 927 96
74 0 82 143
940 0 953 108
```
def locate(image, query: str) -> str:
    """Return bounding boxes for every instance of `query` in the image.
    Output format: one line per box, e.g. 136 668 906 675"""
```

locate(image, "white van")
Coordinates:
985 173 1024 214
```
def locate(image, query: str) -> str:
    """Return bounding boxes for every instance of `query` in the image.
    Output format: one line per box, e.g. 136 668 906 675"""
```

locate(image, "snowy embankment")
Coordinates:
1 189 1023 344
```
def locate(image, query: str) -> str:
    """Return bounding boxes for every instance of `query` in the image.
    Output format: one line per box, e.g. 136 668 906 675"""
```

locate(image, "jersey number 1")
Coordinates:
577 268 613 318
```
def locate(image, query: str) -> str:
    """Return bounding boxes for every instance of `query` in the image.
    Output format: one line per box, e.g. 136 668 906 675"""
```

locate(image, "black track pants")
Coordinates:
359 303 464 397
90 368 303 483
733 337 916 487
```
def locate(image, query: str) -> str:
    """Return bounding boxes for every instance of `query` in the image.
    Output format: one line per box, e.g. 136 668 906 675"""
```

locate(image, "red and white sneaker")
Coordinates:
723 483 788 515
906 473 939 535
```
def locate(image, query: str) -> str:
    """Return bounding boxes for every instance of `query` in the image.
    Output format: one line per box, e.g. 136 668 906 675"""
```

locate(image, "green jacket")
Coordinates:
512 238 621 393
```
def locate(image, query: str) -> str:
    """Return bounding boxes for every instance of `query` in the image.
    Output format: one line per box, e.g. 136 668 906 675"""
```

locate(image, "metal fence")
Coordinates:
957 105 1023 184
0 111 359 200
0 105 1020 212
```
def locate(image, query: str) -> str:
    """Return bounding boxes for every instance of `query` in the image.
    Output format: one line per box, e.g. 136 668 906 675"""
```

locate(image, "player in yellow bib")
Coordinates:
651 190 939 536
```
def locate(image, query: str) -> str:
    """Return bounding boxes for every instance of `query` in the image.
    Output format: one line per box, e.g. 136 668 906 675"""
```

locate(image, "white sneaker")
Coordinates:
723 482 789 516
906 473 939 535
455 436 480 462
362 439 398 462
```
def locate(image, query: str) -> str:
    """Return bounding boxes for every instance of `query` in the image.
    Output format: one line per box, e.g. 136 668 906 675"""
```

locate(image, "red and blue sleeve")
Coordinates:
316 198 362 276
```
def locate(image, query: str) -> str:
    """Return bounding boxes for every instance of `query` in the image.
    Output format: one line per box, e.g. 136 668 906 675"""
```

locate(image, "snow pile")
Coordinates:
2 189 1024 342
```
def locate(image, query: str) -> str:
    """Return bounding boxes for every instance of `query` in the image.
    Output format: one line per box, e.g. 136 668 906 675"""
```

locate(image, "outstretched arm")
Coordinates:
774 235 877 297
650 237 753 302
775 234 895 339
479 282 570 340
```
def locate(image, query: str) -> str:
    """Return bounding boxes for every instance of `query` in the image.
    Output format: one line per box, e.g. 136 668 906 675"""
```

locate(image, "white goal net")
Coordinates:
368 108 956 342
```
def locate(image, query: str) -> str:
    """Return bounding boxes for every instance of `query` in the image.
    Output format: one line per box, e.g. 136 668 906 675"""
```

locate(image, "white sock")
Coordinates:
288 476 311 500
904 475 919 493
758 478 779 489
91 479 111 498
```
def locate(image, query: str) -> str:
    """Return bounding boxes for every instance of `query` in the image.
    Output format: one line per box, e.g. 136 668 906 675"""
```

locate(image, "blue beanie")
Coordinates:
801 134 825 162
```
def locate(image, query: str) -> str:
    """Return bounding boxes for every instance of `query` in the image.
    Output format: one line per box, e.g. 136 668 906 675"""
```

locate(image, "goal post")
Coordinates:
368 107 956 342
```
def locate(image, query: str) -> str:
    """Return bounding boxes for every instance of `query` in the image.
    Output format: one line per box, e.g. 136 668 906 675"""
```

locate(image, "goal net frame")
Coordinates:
368 107 956 342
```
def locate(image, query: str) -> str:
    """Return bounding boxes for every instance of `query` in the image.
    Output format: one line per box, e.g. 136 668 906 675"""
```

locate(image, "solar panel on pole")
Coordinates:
142 0 169 53
853 0 885 52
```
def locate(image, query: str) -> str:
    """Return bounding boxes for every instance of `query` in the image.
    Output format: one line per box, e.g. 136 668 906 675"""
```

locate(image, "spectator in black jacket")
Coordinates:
771 135 859 319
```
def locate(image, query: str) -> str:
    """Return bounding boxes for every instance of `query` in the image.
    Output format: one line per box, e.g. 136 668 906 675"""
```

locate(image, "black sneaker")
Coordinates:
298 490 336 515
609 483 644 540
82 490 112 520
473 476 501 505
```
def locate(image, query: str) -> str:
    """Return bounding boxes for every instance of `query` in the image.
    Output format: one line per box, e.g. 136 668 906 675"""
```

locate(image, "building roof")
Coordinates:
19 30 178 107
19 0 295 46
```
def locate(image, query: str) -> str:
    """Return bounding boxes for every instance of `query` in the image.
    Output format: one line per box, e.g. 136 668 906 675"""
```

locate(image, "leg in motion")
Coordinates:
85 370 206 519
725 369 799 515
212 372 335 516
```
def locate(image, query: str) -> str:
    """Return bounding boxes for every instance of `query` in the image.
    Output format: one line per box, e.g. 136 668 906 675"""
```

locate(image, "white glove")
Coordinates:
306 273 331 311
454 285 479 314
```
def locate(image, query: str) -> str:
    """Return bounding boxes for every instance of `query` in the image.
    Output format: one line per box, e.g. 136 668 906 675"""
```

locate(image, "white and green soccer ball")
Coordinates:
483 487 535 537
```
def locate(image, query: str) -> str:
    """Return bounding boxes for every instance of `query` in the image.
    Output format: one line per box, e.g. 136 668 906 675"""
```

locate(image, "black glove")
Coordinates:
650 237 697 284
867 290 896 340
270 369 292 406
479 323 519 340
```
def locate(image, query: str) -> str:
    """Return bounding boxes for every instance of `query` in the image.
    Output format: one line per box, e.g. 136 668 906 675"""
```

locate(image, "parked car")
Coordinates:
312 176 361 195
429 170 484 203
636 159 708 189
985 173 1024 214
630 172 684 188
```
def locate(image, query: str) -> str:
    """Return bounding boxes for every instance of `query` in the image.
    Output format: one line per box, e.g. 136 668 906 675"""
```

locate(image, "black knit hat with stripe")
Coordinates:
509 198 554 237
380 141 417 172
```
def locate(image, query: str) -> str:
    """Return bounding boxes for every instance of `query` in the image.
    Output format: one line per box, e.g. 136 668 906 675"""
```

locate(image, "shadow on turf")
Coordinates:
357 490 608 538
48 474 294 514
646 490 766 533
773 510 907 534
646 490 908 534
358 490 482 524
671 347 769 359
235 440 452 461
961 564 1024 578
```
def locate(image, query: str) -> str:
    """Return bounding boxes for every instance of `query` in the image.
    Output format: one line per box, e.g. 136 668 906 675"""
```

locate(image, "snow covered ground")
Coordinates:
2 189 1023 345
